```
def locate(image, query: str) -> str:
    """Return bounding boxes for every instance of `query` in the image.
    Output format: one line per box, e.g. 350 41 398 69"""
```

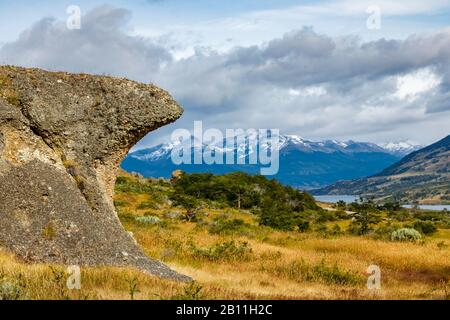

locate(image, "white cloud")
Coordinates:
321 0 450 15
1 5 449 147
394 68 441 101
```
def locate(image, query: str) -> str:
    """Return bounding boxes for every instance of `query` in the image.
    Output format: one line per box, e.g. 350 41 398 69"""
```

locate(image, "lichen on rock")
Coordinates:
0 65 190 281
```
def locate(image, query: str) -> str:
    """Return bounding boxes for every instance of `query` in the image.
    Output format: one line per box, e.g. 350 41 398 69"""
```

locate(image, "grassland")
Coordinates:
0 171 449 300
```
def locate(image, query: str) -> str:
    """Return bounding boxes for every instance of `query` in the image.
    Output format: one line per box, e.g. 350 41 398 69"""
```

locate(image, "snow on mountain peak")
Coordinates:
130 134 421 162
377 141 421 155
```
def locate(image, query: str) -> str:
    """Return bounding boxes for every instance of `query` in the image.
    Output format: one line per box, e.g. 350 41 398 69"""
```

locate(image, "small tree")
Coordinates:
350 199 381 235
335 200 347 210
170 193 200 222
353 211 381 234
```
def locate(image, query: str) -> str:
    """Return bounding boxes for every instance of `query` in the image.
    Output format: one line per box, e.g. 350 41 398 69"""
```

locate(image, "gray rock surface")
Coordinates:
0 66 190 281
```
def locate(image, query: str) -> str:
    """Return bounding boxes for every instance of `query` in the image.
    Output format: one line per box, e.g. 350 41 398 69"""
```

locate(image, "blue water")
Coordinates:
314 195 359 203
402 204 450 211
314 195 449 211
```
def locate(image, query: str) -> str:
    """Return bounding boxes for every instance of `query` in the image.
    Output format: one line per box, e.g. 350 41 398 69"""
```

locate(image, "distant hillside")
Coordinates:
313 135 450 204
121 134 413 189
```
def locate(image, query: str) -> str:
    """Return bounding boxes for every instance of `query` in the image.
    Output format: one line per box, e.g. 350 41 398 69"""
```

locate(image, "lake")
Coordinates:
402 204 450 211
314 195 359 203
314 195 449 211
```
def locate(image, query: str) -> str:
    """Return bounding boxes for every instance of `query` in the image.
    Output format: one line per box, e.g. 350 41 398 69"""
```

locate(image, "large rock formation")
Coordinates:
0 66 189 281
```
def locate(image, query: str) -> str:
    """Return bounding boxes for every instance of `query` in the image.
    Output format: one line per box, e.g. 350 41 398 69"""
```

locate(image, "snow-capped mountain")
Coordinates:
128 135 416 162
122 134 415 189
377 141 422 157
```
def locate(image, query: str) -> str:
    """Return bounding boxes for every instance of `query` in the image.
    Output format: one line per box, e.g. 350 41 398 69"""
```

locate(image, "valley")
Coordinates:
315 135 450 204
1 170 448 300
122 135 417 189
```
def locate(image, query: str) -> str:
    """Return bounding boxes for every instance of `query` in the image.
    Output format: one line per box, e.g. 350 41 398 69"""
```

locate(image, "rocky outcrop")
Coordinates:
0 66 189 281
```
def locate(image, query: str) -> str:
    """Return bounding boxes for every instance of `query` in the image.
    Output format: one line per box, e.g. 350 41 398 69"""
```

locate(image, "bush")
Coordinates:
209 217 251 235
137 200 160 210
262 259 360 286
189 241 252 262
334 200 347 210
350 210 381 235
171 282 203 300
258 206 319 231
312 260 360 286
135 215 161 225
314 223 328 236
315 210 337 223
297 220 310 232
390 228 422 242
414 210 446 221
412 221 437 235
330 224 342 236
172 172 319 212
0 282 23 300
335 210 350 220
374 225 398 240
259 208 300 231
115 177 153 194
113 199 128 207
388 210 411 222
170 194 200 213
0 272 25 301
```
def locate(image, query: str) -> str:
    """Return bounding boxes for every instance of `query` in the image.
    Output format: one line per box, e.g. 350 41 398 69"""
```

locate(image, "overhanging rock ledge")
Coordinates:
0 65 190 281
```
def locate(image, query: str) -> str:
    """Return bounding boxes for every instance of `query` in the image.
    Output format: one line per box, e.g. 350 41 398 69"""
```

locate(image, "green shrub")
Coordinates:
0 271 26 300
117 210 136 223
137 200 160 210
312 260 360 286
258 207 319 231
169 193 202 222
171 282 203 300
334 200 347 210
349 209 381 235
388 210 411 222
314 223 328 236
172 172 319 212
189 241 252 262
115 177 153 194
135 215 161 225
113 200 128 208
297 220 310 232
335 210 350 220
414 211 446 222
330 224 342 236
262 259 360 286
0 282 23 300
374 225 398 240
315 210 337 223
209 217 250 235
258 208 298 231
412 221 437 235
390 228 422 242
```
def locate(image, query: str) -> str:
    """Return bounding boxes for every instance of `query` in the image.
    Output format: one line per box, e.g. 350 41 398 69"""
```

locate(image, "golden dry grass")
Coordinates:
1 174 449 300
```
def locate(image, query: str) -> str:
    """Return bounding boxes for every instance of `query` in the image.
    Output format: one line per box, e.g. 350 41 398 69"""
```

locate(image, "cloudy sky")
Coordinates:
1 0 450 148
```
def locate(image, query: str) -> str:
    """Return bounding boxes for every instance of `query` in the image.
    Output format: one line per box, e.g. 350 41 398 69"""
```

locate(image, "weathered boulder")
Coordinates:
0 66 189 281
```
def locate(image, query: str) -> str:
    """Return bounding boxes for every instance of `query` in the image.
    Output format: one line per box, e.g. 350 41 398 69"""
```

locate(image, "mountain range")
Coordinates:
121 134 420 189
313 135 450 204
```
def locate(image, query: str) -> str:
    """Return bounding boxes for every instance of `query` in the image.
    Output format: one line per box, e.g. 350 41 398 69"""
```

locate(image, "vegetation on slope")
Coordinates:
314 135 450 204
0 170 449 300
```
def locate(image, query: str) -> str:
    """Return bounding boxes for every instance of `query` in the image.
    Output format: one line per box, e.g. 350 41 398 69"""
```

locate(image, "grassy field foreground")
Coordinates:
0 171 449 300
